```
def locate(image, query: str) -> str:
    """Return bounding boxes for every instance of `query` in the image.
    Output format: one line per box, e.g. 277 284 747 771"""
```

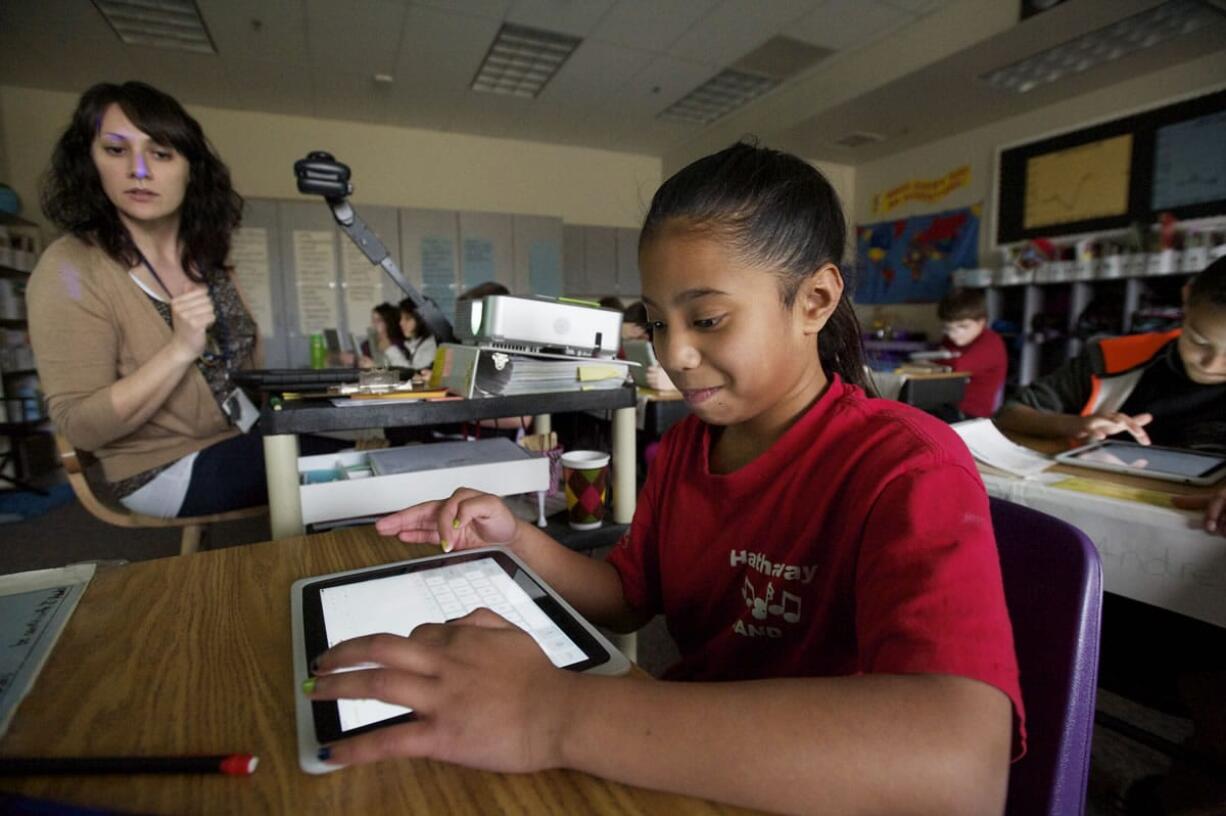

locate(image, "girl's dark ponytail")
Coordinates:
640 140 875 395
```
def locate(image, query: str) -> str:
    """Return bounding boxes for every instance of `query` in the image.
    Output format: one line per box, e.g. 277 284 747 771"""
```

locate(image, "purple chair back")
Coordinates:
990 497 1102 816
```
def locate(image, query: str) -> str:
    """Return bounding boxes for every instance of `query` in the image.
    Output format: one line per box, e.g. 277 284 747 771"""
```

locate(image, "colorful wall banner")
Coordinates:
872 165 971 216
854 204 981 304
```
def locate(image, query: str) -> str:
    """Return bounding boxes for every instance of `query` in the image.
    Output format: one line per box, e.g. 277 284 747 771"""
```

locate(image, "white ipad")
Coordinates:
1054 440 1226 486
623 339 656 387
290 546 631 774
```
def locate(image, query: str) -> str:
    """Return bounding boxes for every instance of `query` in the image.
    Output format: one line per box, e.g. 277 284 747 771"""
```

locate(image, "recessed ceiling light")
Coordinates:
658 69 780 125
981 0 1224 94
471 23 582 99
92 0 216 54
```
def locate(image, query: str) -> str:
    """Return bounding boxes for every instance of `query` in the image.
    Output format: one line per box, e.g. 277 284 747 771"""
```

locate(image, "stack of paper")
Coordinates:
952 418 1055 478
430 344 633 397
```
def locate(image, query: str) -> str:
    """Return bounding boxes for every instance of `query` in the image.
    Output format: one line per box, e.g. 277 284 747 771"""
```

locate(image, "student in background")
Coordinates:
353 302 409 368
622 300 676 392
306 141 1022 814
398 298 438 373
28 81 266 517
936 287 1007 418
996 255 1226 535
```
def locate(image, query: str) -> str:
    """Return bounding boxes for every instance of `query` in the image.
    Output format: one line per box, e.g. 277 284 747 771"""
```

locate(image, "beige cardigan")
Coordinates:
28 235 249 483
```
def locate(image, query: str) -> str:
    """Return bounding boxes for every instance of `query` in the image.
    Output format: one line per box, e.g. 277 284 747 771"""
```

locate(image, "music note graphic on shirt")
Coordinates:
767 589 802 623
742 576 769 620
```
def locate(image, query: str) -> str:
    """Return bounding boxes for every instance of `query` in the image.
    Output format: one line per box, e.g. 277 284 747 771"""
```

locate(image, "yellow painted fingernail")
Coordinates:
302 677 317 694
440 538 450 552
452 518 460 529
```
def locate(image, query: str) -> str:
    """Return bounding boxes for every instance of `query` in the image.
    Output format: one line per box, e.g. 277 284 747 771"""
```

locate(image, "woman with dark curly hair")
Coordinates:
27 81 270 518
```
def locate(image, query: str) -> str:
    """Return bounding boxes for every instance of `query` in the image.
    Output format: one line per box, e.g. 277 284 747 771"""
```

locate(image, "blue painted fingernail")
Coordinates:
317 746 332 762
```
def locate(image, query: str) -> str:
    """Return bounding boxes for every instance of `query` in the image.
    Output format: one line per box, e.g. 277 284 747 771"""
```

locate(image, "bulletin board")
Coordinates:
995 87 1226 245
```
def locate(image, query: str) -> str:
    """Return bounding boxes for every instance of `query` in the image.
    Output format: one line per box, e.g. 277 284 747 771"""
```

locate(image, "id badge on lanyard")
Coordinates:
223 387 258 433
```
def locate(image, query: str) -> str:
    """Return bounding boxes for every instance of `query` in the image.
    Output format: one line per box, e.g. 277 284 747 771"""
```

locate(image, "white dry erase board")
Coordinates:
290 547 630 774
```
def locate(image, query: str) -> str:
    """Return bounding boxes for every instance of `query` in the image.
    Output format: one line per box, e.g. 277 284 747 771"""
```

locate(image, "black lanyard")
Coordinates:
136 250 231 367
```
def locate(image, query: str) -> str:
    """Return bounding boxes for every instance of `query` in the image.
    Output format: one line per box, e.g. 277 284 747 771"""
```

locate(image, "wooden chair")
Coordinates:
54 433 266 556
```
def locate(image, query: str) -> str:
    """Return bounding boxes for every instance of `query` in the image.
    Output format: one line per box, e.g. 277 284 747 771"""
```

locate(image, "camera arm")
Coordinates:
292 151 456 344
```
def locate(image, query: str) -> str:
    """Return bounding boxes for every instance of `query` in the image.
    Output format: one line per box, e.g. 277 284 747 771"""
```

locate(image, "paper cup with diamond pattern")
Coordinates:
562 450 610 530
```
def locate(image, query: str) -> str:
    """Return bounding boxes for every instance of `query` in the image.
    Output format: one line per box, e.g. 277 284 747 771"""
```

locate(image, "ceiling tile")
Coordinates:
667 0 818 66
394 6 502 93
407 0 513 19
198 0 309 65
0 0 119 43
311 69 396 126
537 40 654 106
305 0 407 76
589 0 721 53
505 0 617 37
605 55 716 117
789 0 914 51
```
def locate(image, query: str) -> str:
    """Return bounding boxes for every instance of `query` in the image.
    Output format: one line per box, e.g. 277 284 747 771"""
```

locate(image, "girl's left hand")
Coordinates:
305 608 576 771
1172 488 1226 537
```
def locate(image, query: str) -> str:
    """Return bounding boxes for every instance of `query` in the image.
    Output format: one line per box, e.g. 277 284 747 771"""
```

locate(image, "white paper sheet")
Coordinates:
952 418 1056 478
229 227 275 336
294 230 339 334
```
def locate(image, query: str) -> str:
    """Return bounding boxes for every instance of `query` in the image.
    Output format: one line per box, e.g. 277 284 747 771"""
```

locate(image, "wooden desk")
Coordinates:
0 527 753 815
981 429 1225 627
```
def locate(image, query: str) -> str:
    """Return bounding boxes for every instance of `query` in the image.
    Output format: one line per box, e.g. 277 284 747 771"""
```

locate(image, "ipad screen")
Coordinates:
308 554 597 735
1069 441 1226 478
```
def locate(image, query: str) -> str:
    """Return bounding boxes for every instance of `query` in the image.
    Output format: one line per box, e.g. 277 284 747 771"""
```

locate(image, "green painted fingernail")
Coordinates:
440 538 451 552
451 518 460 529
302 677 316 694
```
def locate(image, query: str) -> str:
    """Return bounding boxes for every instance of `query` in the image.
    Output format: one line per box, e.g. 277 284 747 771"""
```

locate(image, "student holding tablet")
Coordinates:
996 256 1226 534
303 143 1023 815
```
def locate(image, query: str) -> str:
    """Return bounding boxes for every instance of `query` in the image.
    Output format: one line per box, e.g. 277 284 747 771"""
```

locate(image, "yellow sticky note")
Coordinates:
1050 477 1176 509
577 365 623 382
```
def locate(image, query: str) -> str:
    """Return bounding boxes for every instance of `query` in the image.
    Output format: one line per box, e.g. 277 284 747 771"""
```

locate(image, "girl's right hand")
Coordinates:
1069 411 1153 445
376 488 521 553
169 287 216 362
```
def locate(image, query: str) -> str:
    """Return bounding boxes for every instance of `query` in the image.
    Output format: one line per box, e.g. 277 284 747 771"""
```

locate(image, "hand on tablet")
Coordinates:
305 607 576 771
376 488 520 553
1072 411 1153 445
1172 488 1226 537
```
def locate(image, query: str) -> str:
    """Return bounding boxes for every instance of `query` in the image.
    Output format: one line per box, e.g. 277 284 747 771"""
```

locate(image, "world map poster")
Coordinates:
854 204 980 304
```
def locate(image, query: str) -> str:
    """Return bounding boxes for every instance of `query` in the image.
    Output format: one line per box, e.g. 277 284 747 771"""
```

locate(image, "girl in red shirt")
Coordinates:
304 142 1023 814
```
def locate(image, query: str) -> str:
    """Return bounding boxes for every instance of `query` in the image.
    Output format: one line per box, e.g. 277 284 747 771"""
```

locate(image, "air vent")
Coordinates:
833 132 886 148
471 23 582 99
659 69 780 125
92 0 216 54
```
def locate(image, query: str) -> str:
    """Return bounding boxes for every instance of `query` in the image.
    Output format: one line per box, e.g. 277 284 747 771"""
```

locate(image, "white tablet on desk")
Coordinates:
1054 440 1226 486
290 547 631 774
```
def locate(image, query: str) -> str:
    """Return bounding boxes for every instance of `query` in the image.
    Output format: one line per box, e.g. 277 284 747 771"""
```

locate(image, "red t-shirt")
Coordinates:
608 375 1025 754
942 327 1007 417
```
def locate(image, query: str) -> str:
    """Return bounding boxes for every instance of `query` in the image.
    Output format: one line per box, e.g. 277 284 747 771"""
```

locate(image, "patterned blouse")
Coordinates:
112 270 258 498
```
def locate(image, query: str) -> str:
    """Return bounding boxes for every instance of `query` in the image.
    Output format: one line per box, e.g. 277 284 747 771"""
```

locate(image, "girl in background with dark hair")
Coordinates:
355 302 409 369
397 297 437 373
28 81 271 518
304 142 1022 814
